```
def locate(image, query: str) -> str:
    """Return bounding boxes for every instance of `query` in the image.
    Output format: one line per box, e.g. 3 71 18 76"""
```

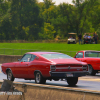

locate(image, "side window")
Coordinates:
30 54 36 61
75 52 83 58
20 54 32 62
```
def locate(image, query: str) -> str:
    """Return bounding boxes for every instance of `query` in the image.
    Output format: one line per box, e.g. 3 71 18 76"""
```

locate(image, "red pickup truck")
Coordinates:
74 50 100 75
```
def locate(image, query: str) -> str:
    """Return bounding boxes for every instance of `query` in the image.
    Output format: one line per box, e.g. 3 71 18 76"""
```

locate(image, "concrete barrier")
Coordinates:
0 81 100 100
0 55 22 63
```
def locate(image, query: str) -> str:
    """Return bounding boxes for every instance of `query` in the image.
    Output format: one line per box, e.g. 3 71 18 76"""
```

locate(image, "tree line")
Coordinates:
0 0 100 41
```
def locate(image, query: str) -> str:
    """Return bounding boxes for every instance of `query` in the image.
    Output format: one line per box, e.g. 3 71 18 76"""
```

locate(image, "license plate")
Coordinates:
66 73 73 77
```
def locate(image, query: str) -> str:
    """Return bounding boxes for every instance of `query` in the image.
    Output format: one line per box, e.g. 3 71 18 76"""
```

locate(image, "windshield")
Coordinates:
85 52 100 57
41 53 73 59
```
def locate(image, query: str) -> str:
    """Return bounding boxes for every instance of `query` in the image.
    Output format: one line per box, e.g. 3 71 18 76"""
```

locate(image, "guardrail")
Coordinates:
0 48 77 57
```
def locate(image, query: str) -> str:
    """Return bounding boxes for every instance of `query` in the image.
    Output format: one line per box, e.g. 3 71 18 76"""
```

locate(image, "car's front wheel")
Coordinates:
35 72 46 84
7 70 15 81
67 77 78 86
88 65 96 75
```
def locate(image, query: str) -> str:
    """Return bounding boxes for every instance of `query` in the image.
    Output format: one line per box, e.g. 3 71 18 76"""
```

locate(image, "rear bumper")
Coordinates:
49 71 88 78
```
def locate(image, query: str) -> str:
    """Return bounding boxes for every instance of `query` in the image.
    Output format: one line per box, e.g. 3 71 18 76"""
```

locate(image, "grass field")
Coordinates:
0 43 99 56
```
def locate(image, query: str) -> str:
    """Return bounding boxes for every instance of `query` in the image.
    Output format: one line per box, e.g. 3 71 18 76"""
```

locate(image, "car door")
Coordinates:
14 54 32 78
84 52 100 70
26 54 37 78
74 52 84 62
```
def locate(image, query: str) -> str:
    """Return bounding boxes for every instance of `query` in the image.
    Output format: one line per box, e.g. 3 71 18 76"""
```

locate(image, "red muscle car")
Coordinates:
1 52 88 86
74 50 100 75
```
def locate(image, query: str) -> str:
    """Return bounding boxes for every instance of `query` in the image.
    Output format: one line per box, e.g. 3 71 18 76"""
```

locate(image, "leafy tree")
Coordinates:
0 0 11 40
10 0 43 40
39 22 56 39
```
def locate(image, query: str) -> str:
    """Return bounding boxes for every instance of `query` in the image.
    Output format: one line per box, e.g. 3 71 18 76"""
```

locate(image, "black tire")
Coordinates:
88 65 96 75
7 70 15 81
53 78 59 81
67 77 78 86
35 72 46 84
68 42 70 44
73 41 76 44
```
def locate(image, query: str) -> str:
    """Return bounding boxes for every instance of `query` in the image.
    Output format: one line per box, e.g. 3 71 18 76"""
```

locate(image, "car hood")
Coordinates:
50 58 87 65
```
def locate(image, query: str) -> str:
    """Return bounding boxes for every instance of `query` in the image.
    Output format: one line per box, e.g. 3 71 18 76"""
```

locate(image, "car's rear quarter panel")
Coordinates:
28 60 51 78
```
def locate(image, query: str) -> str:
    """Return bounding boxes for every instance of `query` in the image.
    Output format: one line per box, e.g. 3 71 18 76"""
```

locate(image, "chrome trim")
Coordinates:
56 67 83 69
84 51 85 57
49 71 88 73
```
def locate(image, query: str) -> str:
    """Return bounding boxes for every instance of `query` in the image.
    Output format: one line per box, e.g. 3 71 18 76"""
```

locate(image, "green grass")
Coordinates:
0 43 99 56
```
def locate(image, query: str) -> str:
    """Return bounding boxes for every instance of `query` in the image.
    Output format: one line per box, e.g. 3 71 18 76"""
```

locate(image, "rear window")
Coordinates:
41 53 73 59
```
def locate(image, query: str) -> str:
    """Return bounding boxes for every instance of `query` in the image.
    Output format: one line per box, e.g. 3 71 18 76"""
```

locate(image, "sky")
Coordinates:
39 0 73 5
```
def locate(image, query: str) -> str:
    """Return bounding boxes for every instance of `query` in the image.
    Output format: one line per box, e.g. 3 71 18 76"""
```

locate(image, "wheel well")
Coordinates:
34 71 42 76
88 64 94 70
6 69 11 74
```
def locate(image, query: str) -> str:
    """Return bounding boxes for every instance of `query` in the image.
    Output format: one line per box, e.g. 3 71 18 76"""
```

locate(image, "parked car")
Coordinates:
74 50 100 75
1 52 88 86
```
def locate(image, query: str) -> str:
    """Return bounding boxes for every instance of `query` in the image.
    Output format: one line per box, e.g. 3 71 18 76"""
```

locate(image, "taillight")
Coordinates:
82 65 88 71
50 65 56 71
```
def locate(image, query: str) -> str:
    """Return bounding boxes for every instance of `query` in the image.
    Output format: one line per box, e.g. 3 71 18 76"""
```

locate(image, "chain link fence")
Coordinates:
0 48 77 57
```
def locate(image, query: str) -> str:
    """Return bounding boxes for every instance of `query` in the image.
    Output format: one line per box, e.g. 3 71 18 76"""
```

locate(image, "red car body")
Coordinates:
1 52 88 86
74 50 100 75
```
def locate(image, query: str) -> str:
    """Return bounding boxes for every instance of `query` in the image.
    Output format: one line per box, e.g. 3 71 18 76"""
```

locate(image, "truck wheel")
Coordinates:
7 70 15 81
35 72 46 84
88 65 96 75
67 77 78 86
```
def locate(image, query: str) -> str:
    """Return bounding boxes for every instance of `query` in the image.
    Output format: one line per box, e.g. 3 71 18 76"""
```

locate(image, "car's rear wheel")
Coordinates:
35 72 46 84
67 77 78 86
7 70 15 81
88 65 96 75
